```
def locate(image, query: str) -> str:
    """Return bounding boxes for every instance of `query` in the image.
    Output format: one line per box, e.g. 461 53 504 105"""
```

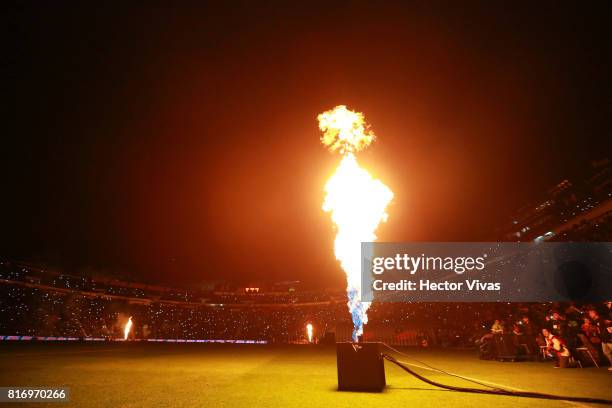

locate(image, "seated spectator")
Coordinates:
581 316 599 342
518 316 537 357
542 327 571 368
491 319 504 334
588 309 612 370
546 311 567 339
521 316 535 336
604 301 612 321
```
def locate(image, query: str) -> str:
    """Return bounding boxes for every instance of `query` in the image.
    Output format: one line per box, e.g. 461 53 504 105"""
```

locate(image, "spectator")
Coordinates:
547 311 567 339
519 316 537 357
520 316 536 337
588 309 612 370
511 323 523 336
581 317 599 341
604 301 612 321
491 319 504 334
542 328 571 368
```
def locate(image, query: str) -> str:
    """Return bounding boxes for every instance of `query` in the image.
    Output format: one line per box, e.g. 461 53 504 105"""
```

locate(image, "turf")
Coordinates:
0 343 610 408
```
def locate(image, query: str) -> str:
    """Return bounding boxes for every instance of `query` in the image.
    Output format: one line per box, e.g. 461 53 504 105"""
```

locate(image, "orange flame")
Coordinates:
306 323 313 343
318 105 375 154
123 316 133 340
319 106 393 341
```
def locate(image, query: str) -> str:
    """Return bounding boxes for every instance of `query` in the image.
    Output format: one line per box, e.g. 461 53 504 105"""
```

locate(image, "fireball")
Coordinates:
318 105 375 154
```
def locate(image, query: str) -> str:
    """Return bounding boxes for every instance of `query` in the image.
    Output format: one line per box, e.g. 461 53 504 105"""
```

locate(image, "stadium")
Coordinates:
4 3 612 407
2 175 612 406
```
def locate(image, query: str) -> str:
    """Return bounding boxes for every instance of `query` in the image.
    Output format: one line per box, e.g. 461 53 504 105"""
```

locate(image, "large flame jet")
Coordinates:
319 105 393 342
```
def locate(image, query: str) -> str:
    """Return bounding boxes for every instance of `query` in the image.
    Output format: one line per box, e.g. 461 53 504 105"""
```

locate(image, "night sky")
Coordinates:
5 2 612 287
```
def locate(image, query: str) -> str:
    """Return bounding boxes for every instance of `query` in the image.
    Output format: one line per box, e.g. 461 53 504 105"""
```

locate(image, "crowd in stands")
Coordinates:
0 282 345 343
475 301 612 369
0 262 348 342
1 259 610 371
550 213 612 243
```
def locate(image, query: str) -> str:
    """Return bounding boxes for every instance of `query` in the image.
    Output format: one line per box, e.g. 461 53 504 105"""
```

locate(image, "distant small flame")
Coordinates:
306 323 313 343
124 316 133 340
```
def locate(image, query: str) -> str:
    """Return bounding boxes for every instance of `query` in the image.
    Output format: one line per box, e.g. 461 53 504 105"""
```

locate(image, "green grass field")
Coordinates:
0 343 610 407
